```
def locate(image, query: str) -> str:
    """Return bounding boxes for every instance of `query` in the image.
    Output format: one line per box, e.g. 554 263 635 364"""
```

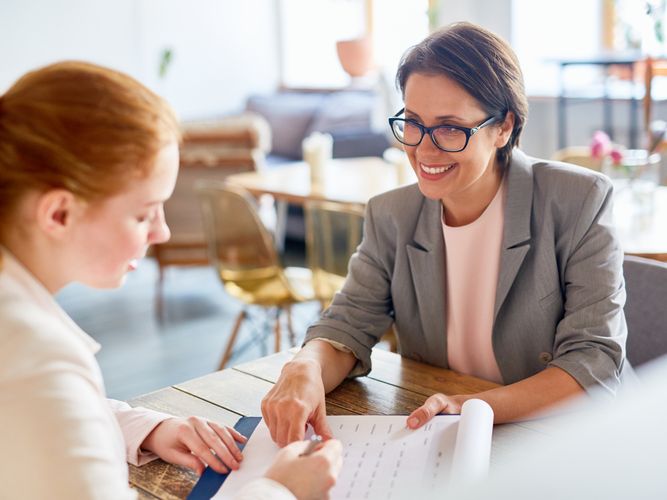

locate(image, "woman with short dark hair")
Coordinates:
262 22 628 444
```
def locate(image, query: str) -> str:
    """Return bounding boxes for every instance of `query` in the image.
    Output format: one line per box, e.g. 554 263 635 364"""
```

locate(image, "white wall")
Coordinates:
0 0 280 119
434 0 512 41
0 0 142 86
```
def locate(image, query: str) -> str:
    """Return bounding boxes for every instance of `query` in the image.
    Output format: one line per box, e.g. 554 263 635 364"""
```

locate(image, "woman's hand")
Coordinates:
141 416 247 475
265 439 343 500
407 393 466 429
261 358 333 447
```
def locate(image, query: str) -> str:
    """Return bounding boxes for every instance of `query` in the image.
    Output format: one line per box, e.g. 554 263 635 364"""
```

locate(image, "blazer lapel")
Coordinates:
406 197 448 365
494 150 534 320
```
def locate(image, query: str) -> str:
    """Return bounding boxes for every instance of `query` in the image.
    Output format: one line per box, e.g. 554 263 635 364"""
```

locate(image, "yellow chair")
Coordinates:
197 181 314 369
304 200 365 307
153 113 271 319
551 146 603 171
304 200 398 352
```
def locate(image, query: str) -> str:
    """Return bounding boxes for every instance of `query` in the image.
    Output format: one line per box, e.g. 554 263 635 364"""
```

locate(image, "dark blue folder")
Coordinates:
187 416 262 500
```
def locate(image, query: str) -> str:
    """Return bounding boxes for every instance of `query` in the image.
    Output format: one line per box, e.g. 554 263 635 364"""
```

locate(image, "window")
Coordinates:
614 0 665 54
279 0 367 88
511 0 603 96
278 0 428 89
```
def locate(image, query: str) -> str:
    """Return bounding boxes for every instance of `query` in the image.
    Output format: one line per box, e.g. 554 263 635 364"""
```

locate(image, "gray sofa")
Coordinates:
246 89 390 163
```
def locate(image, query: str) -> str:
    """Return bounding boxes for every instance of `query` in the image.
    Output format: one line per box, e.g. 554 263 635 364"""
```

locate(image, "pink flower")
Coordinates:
609 149 623 165
590 130 611 159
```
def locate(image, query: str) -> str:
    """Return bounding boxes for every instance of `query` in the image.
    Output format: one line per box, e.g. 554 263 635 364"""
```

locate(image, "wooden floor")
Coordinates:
55 255 320 401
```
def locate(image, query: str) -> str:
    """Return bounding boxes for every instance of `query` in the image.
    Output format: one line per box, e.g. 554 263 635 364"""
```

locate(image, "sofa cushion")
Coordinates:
331 128 390 159
306 91 375 136
246 93 325 159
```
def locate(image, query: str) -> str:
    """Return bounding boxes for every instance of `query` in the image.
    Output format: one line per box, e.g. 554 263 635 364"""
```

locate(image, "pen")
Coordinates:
299 434 323 457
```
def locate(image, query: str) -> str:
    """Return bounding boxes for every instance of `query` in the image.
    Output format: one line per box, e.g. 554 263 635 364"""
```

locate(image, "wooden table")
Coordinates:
127 348 547 499
227 157 415 252
228 158 667 262
228 157 416 206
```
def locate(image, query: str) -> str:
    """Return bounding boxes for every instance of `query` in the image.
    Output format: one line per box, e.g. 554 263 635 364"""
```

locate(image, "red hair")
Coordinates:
0 61 180 239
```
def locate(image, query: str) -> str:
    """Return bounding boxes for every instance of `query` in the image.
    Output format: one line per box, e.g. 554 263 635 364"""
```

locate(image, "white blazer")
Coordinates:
0 249 293 500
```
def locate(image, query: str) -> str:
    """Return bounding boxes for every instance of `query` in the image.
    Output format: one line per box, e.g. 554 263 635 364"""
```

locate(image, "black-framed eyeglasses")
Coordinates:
388 108 501 153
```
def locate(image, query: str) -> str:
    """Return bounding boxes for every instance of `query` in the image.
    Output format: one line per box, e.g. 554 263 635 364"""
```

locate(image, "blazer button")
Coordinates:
539 352 553 364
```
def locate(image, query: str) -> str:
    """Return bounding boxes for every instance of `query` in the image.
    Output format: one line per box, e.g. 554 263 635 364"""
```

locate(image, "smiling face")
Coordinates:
403 73 513 222
67 141 179 288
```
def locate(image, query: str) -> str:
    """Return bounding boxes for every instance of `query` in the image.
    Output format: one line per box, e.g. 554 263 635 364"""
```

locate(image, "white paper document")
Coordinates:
213 399 493 499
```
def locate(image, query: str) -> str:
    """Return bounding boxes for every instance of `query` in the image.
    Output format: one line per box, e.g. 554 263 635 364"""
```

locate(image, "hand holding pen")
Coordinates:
299 434 323 456
265 434 343 498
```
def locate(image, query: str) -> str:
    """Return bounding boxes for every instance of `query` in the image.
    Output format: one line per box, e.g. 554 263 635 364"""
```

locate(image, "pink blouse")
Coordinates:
442 180 506 384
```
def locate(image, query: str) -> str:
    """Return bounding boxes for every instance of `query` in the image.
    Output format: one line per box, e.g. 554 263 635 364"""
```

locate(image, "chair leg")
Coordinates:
219 309 246 370
380 326 398 353
274 307 282 353
286 305 296 347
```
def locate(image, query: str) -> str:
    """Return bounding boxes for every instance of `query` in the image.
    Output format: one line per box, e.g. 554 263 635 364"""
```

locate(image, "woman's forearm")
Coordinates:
288 339 357 393
462 366 585 423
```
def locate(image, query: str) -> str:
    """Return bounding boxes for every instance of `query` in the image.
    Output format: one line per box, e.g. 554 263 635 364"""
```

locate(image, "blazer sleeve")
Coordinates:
548 176 627 395
304 198 395 376
108 399 172 466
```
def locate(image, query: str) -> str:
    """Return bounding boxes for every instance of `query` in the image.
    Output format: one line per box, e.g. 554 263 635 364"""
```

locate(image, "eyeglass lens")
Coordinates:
392 120 468 151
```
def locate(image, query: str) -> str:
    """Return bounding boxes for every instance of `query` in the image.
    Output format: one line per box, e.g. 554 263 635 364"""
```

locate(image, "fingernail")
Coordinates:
408 417 419 428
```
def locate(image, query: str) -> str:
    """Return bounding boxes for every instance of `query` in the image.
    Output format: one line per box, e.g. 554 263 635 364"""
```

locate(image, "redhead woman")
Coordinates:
261 22 629 446
0 61 341 499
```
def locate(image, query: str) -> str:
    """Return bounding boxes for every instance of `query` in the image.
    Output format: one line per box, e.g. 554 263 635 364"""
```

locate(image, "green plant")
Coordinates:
158 47 174 79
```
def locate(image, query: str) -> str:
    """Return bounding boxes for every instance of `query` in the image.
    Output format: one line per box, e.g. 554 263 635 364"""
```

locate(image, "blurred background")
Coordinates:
3 0 667 400
5 0 666 155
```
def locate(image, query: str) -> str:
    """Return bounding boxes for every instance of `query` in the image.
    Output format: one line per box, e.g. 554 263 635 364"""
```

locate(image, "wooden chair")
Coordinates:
197 181 315 369
642 56 667 163
643 57 667 135
153 113 271 319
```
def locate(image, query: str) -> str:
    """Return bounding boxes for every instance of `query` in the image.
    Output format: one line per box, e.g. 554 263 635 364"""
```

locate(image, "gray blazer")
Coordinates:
305 149 628 395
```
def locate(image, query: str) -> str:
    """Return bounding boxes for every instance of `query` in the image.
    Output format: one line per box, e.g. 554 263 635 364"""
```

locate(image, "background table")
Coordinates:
227 157 415 251
228 157 416 206
228 158 667 262
127 348 546 499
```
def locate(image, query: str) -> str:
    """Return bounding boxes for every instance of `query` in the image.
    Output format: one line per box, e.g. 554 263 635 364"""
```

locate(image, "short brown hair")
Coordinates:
0 61 180 239
396 22 528 168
